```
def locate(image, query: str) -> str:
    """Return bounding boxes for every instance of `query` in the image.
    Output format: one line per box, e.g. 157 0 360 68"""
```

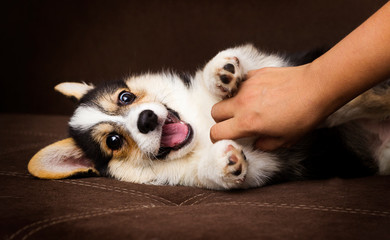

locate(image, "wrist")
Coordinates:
300 61 349 123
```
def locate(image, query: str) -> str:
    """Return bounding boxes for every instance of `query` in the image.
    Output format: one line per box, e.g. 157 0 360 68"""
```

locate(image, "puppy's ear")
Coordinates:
55 82 94 100
28 138 99 179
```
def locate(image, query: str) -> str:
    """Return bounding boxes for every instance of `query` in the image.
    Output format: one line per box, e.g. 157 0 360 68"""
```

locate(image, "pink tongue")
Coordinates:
161 123 189 148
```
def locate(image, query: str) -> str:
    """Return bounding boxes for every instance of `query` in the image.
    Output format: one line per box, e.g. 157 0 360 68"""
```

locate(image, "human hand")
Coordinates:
211 2 390 151
210 65 329 151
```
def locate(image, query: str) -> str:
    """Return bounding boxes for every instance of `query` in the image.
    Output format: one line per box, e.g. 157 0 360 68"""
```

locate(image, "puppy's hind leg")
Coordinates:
326 80 390 175
325 79 390 127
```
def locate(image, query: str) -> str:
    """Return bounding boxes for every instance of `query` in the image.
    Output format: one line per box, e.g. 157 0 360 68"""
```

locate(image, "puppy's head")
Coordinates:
28 78 194 179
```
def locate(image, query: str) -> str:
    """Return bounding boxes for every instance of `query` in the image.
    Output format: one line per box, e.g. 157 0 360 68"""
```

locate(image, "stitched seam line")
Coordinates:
58 179 177 206
0 171 177 206
3 171 389 215
204 201 390 217
69 179 177 205
213 196 390 215
9 209 125 240
9 204 157 240
190 193 216 206
0 171 32 178
13 202 389 240
2 171 389 216
179 193 207 206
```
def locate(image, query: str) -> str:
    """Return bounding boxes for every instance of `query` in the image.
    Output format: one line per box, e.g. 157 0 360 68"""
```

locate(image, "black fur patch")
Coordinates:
299 128 377 179
373 79 390 95
69 126 111 175
79 80 129 108
269 126 377 185
178 72 193 88
287 48 328 66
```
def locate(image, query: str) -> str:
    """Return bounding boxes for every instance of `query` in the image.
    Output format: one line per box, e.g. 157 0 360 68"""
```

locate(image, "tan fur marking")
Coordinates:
97 88 126 114
55 82 94 100
97 88 146 115
327 87 390 126
115 133 142 161
91 124 116 157
354 88 390 114
90 123 143 165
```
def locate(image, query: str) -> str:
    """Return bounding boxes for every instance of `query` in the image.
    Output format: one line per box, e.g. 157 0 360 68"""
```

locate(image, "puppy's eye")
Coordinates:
118 91 136 105
106 134 123 150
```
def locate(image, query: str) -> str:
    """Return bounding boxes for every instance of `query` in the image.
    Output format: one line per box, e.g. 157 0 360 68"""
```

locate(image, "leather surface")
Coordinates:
1 114 390 239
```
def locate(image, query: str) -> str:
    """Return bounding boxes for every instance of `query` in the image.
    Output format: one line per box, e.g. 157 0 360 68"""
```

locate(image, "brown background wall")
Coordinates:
2 0 387 115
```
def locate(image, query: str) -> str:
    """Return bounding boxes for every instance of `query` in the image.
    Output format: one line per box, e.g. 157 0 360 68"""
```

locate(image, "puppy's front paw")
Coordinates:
203 55 244 99
215 57 243 98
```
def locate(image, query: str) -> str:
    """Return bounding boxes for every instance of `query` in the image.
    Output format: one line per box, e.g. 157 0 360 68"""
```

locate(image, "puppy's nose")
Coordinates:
137 110 158 134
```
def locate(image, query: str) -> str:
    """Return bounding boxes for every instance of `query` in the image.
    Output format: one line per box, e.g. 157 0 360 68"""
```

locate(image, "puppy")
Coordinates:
28 44 390 190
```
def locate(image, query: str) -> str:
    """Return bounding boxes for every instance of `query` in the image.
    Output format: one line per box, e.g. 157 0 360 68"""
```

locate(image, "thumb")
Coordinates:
246 69 260 79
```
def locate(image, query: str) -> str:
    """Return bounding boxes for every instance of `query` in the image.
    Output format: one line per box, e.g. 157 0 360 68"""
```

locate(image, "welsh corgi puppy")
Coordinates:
28 44 390 190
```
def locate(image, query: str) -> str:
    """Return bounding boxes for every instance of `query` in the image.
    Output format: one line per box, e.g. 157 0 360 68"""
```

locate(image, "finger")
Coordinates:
254 136 284 151
210 118 251 143
246 69 262 79
211 97 236 122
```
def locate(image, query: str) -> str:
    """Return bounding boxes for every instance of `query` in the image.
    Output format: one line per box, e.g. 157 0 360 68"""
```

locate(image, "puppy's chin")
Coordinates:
160 137 197 161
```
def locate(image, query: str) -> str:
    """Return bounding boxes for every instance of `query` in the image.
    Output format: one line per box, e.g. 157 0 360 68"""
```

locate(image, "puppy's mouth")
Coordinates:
156 110 193 159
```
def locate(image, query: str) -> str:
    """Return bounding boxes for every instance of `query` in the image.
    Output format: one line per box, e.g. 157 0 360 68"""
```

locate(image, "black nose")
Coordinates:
137 110 158 134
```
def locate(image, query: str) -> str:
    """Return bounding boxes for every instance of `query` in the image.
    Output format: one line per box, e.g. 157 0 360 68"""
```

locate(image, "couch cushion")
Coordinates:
1 114 389 239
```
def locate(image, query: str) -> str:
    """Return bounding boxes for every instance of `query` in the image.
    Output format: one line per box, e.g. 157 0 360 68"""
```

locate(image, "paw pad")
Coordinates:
219 74 232 84
214 57 242 98
232 165 242 176
228 155 238 165
223 63 235 74
224 144 247 179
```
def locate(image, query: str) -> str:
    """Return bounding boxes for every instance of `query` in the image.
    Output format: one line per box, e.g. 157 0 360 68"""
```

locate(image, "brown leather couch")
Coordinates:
2 1 389 239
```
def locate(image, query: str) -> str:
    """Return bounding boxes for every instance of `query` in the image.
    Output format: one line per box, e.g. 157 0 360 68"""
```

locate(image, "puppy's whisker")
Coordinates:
149 162 157 178
157 92 173 106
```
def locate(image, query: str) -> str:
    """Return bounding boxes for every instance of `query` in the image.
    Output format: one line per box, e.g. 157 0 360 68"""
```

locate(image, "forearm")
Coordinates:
210 2 390 150
307 2 390 117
